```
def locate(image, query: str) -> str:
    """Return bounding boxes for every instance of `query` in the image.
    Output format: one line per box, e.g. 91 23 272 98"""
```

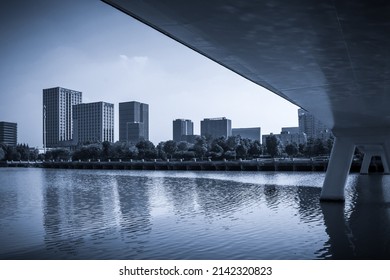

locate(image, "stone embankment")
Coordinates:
2 158 368 172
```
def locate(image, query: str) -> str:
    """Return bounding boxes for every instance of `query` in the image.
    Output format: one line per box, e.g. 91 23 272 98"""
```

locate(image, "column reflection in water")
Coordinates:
10 169 390 259
321 175 390 259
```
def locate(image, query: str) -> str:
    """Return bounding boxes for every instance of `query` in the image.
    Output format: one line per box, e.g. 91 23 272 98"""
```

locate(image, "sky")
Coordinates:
0 0 299 148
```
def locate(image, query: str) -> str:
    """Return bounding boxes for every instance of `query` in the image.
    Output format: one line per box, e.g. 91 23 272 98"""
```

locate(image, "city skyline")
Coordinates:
3 85 324 148
0 0 299 148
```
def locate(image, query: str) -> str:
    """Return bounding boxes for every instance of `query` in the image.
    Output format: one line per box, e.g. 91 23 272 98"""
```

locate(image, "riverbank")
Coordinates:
1 158 370 172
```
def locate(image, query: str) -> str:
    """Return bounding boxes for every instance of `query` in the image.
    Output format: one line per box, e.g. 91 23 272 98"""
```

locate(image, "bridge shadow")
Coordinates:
320 175 390 259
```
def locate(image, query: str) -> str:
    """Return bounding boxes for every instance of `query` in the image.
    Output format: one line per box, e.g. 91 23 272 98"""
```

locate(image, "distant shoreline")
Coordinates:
1 158 369 173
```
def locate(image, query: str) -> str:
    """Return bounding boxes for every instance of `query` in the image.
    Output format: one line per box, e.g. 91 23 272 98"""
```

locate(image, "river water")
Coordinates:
1 167 390 259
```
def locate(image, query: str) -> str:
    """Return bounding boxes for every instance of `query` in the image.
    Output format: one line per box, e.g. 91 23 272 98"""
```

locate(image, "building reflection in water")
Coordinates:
42 171 153 259
320 175 390 259
115 175 152 258
33 169 390 259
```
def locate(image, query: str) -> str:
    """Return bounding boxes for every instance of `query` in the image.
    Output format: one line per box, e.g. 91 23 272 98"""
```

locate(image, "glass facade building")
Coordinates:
201 117 232 139
0 121 17 146
298 109 331 140
119 101 149 143
173 119 194 142
43 87 82 148
73 102 114 144
232 127 261 142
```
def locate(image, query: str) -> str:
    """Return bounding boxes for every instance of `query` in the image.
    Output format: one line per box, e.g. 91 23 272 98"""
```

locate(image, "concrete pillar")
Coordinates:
360 152 372 175
380 153 390 174
382 141 390 175
320 137 355 202
360 145 390 175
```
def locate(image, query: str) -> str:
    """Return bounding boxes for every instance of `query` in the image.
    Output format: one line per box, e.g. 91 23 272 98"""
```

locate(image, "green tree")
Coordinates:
163 140 177 159
6 146 21 161
29 149 39 161
193 136 208 160
265 134 280 157
176 141 190 159
0 147 5 161
313 139 326 156
209 143 224 159
212 136 229 152
156 142 167 160
224 150 236 160
298 143 306 156
110 142 138 160
72 144 101 161
102 141 112 160
226 135 240 151
236 144 248 159
303 138 314 157
51 148 71 161
325 137 334 155
136 140 157 160
16 144 30 160
177 141 189 152
248 140 262 158
285 143 298 157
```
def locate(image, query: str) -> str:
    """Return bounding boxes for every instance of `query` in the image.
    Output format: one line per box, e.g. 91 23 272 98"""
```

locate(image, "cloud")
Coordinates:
119 54 129 61
132 56 149 65
119 55 149 66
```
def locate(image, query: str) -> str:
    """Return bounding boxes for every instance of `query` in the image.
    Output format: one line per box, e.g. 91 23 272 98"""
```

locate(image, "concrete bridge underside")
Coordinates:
103 0 390 201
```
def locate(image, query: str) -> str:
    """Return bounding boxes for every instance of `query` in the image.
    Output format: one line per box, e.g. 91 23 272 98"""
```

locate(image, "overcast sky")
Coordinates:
0 0 299 148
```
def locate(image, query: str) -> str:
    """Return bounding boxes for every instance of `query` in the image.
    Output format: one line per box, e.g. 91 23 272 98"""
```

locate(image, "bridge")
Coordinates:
102 0 390 201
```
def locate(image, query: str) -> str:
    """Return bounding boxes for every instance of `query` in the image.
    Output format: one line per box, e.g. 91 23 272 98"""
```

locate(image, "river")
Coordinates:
1 168 389 259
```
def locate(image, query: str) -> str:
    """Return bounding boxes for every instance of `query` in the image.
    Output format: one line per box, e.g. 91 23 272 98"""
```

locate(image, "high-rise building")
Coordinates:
201 117 231 139
298 108 331 140
173 119 194 142
43 87 82 148
280 127 307 146
119 101 149 143
73 102 114 144
281 127 299 134
0 121 17 146
232 127 261 142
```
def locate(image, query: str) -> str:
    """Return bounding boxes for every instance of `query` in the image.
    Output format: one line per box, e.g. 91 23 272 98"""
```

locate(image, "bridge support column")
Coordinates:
360 152 373 174
320 137 355 202
359 145 390 175
383 141 390 175
321 129 390 202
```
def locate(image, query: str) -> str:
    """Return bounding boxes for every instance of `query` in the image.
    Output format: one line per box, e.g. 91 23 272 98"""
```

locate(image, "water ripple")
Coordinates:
2 168 390 259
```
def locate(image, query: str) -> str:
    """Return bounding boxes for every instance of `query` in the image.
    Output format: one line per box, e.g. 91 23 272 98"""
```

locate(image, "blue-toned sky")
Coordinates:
0 0 298 147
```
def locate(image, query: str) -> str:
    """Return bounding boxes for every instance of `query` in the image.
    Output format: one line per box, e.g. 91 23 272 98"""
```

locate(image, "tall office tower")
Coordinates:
232 127 261 142
119 101 149 143
201 117 232 139
0 121 17 146
73 102 114 145
173 119 194 142
298 108 331 140
43 87 82 148
280 127 307 146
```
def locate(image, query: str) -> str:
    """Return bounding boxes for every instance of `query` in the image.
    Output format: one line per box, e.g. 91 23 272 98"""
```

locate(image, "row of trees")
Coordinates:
0 135 335 162
41 135 334 162
0 143 39 161
267 136 334 158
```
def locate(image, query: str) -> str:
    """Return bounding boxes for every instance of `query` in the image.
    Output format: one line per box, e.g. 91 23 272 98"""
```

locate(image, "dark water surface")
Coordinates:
1 168 390 259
